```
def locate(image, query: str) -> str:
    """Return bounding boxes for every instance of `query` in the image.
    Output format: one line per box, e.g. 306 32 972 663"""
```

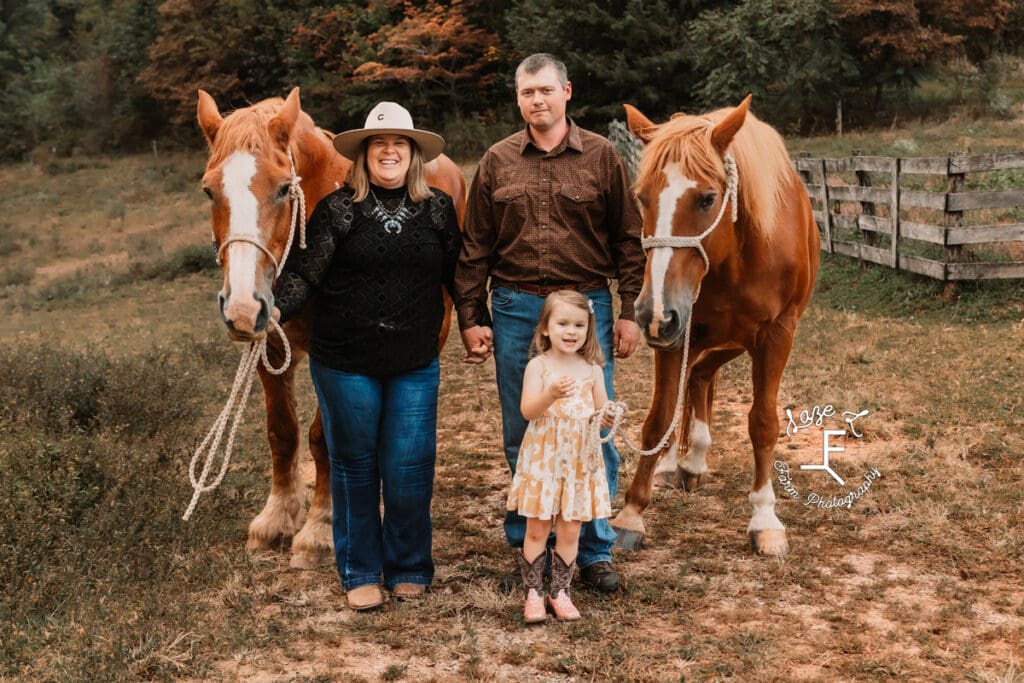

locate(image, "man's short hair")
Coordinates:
515 53 568 90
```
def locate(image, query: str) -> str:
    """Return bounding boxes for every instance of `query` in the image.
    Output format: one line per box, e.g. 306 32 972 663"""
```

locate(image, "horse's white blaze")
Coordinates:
222 152 261 301
747 481 784 531
649 167 696 335
681 417 711 475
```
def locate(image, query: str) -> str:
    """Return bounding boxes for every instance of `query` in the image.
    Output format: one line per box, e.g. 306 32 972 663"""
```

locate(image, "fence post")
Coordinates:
944 151 966 287
852 149 877 252
818 158 834 254
890 157 900 270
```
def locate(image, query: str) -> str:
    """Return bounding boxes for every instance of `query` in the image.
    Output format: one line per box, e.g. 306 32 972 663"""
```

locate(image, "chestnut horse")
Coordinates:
610 96 819 556
196 88 466 568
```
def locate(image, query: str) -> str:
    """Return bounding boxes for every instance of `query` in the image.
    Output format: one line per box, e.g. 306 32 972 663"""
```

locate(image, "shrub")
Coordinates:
0 342 248 678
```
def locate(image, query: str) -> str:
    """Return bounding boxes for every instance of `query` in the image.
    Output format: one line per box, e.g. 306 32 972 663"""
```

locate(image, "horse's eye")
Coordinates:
277 183 290 200
698 193 716 210
202 186 213 200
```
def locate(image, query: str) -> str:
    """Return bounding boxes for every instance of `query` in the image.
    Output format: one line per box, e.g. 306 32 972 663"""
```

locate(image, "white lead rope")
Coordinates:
183 151 307 521
585 312 691 462
183 320 292 520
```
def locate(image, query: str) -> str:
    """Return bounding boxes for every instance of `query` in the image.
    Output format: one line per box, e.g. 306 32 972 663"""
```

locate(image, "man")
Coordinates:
455 53 644 593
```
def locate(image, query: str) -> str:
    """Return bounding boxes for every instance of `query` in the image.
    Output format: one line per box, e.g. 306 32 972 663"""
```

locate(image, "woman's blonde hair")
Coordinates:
531 290 605 367
347 135 434 203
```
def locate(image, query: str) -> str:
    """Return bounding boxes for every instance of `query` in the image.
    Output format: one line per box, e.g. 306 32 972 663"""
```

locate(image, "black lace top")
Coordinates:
274 183 462 377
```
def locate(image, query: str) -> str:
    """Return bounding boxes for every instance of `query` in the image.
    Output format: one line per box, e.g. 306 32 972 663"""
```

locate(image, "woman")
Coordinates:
273 102 461 610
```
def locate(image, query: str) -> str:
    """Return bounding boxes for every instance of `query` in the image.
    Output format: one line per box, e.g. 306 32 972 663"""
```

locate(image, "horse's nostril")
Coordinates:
254 295 271 331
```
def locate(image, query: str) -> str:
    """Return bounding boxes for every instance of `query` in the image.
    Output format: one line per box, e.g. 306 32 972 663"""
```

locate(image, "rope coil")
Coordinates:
183 320 291 520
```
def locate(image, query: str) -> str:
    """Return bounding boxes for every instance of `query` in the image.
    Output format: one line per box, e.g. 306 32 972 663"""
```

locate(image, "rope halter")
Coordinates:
214 149 307 279
640 152 738 274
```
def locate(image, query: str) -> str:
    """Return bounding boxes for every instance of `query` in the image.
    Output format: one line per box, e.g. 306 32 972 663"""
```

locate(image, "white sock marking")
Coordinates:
654 439 680 476
681 418 711 475
748 481 784 531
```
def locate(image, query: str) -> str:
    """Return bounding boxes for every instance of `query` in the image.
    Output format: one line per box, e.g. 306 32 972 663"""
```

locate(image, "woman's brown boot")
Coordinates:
516 550 547 624
547 550 581 621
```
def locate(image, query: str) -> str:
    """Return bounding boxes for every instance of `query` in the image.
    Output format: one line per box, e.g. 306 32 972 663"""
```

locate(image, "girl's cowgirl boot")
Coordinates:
516 550 547 623
547 550 581 621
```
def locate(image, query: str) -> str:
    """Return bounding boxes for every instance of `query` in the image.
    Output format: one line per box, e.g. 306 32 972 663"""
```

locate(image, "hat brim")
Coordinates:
332 128 446 162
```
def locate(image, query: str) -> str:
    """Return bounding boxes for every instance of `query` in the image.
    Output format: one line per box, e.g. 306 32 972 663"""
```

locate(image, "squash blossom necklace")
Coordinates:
368 189 414 234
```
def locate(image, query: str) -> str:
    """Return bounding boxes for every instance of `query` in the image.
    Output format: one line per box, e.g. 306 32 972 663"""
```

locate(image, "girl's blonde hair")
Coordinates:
531 290 605 367
347 136 434 203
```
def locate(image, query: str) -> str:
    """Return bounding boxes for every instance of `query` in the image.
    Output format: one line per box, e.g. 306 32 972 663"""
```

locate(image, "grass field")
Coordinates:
2 117 1023 681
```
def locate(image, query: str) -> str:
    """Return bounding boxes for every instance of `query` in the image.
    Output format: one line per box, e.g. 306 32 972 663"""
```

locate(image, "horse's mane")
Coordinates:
207 98 287 167
636 106 794 239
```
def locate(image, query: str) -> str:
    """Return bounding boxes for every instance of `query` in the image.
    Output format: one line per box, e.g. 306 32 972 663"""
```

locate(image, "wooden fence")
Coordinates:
794 151 1024 281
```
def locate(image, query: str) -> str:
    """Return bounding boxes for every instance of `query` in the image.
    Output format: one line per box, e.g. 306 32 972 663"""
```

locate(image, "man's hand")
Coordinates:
460 325 494 364
613 319 641 358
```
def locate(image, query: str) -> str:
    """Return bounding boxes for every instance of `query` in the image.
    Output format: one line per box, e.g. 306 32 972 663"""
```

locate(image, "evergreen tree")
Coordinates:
504 0 704 129
688 0 856 131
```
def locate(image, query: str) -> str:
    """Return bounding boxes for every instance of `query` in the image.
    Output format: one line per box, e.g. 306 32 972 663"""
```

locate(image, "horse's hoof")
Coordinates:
613 527 645 551
654 469 678 488
749 529 789 556
289 547 333 570
246 534 291 552
682 471 707 492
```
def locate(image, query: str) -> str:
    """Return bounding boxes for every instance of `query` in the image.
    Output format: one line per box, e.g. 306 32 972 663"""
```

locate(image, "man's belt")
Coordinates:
490 279 608 297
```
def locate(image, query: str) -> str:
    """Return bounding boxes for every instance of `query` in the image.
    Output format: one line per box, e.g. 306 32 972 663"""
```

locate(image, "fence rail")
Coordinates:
794 151 1024 281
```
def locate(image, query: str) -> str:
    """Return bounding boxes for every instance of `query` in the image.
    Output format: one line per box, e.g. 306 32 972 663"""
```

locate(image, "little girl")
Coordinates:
507 290 614 623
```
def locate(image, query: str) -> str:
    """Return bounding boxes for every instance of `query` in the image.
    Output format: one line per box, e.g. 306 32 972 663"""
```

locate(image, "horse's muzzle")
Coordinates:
636 298 690 350
220 290 272 341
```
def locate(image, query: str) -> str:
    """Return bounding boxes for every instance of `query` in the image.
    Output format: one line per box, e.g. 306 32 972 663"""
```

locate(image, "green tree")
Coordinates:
688 0 856 131
504 0 702 127
139 0 313 128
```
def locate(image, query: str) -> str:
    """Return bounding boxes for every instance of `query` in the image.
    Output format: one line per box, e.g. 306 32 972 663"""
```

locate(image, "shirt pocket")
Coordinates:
556 184 604 227
494 183 527 204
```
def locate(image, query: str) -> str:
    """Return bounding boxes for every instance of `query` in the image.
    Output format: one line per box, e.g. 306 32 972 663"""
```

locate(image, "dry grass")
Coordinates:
2 148 1023 681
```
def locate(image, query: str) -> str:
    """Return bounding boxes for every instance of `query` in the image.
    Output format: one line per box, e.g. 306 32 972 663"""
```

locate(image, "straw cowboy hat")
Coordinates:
333 102 445 162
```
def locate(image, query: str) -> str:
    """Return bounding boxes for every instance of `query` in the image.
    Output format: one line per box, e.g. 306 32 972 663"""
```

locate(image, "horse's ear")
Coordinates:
710 94 752 154
624 104 657 145
269 87 301 150
197 89 223 147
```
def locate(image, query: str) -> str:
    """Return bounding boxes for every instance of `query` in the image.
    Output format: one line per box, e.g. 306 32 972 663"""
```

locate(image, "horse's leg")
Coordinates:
289 408 334 569
747 319 797 556
611 348 683 551
652 388 690 489
673 349 744 491
247 353 304 551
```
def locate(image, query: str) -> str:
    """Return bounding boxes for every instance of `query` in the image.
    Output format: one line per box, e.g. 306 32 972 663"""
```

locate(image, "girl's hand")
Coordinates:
547 375 575 400
600 410 616 429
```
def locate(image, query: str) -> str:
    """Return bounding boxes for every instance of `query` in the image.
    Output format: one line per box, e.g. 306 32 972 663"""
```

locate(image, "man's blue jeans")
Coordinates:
491 286 619 569
309 357 438 591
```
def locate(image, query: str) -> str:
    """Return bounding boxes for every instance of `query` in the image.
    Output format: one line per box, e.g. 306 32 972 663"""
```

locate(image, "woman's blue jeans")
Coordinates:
309 357 439 591
491 286 620 569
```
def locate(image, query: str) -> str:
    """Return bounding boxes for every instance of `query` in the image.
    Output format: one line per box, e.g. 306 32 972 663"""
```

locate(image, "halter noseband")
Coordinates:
640 152 739 274
215 149 307 279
